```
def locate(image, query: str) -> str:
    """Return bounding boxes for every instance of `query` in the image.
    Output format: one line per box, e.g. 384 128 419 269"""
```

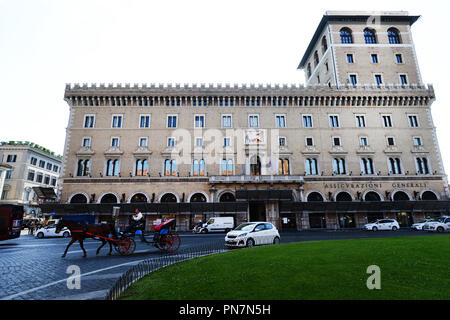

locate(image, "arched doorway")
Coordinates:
160 193 177 203
219 192 236 202
190 193 206 202
130 193 148 203
393 191 410 201
70 194 88 204
422 191 438 201
335 192 353 202
100 193 118 204
365 192 381 201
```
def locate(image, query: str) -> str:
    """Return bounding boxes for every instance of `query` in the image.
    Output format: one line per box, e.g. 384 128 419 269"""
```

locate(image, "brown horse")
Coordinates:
56 220 114 258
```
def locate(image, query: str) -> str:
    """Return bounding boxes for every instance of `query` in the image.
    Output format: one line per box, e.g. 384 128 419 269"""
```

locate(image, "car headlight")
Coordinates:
237 233 247 238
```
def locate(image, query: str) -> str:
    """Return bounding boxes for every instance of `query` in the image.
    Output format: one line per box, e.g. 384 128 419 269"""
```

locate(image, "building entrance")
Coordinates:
281 214 297 231
249 202 266 222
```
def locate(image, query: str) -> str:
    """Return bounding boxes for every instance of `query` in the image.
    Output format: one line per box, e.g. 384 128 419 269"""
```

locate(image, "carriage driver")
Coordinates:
124 209 144 234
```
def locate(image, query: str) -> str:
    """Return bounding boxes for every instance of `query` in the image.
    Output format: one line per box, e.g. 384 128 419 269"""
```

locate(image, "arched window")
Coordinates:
416 157 430 175
227 159 233 176
307 63 312 78
100 193 118 203
106 159 119 176
219 192 236 202
164 159 176 176
333 158 346 175
314 51 319 66
160 193 177 202
307 192 324 202
305 158 318 175
193 160 199 176
70 193 88 204
321 36 328 53
388 158 402 174
135 159 148 176
278 158 290 175
336 192 352 202
340 28 353 44
365 192 381 201
190 193 206 202
364 28 377 44
130 193 147 203
388 28 401 44
77 159 90 176
421 191 438 201
393 191 409 201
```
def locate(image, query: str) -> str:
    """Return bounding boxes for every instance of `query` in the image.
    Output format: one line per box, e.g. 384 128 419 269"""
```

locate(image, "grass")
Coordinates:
120 235 450 300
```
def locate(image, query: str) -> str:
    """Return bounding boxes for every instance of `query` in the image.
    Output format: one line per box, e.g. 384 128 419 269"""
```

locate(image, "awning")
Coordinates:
236 189 293 201
32 187 57 200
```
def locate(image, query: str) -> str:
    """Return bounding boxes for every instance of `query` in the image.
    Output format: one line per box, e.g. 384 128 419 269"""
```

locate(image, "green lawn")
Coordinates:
120 235 450 300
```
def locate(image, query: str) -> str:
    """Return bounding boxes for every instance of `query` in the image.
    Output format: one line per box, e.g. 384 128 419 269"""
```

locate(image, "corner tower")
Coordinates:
298 11 422 87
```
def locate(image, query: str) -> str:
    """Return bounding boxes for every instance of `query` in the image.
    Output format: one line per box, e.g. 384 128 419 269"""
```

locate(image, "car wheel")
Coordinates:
392 226 398 231
247 238 255 248
36 232 44 239
437 226 444 233
201 228 208 234
273 237 280 245
372 226 378 232
63 231 70 238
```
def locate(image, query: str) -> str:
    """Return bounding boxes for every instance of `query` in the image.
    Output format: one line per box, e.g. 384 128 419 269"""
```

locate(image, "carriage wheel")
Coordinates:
159 232 181 253
117 238 136 256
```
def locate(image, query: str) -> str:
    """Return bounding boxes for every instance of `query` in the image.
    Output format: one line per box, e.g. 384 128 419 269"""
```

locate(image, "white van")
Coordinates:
200 217 234 233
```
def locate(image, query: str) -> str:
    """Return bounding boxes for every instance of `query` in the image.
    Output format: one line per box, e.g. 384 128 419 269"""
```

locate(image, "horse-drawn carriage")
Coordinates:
56 210 181 258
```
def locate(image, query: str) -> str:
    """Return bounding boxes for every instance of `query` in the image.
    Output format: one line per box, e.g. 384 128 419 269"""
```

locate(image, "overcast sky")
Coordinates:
1 0 449 173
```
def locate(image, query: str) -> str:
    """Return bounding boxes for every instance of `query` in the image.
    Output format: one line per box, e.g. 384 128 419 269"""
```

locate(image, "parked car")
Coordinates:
35 224 71 238
423 216 450 233
199 217 234 233
363 219 400 231
225 222 280 248
411 219 435 231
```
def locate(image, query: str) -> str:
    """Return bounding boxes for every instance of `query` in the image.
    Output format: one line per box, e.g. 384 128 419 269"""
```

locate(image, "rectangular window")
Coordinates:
413 137 422 146
360 137 368 146
112 115 123 128
140 115 150 128
6 155 17 163
222 115 232 128
371 54 378 63
27 170 35 181
382 115 393 128
195 137 203 147
333 137 341 146
387 137 395 146
39 160 45 168
46 163 52 171
224 137 231 147
167 137 175 147
84 115 95 128
36 173 43 183
329 115 340 128
279 137 286 147
347 54 354 63
51 177 57 186
44 175 50 185
275 115 286 128
30 157 37 166
1 191 8 200
306 137 314 146
5 171 12 179
82 138 91 147
375 74 383 85
355 115 366 128
349 74 358 86
408 115 419 127
249 115 259 128
194 115 205 128
139 137 148 147
53 165 59 173
302 115 313 128
167 115 178 128
396 54 403 64
400 74 408 85
111 137 119 147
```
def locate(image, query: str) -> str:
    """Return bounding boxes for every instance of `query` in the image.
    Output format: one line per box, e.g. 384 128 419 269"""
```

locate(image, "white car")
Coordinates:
363 219 400 231
411 219 435 231
35 225 71 238
199 217 234 233
423 216 450 233
225 222 280 248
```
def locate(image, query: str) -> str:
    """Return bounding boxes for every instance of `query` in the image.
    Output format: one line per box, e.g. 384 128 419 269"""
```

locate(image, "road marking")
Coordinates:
0 259 145 300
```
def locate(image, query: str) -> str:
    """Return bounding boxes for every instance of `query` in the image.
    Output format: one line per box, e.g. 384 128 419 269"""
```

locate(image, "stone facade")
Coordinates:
58 11 449 231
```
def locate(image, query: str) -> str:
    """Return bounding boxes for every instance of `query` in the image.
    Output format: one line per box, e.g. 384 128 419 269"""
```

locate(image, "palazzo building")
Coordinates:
48 11 450 231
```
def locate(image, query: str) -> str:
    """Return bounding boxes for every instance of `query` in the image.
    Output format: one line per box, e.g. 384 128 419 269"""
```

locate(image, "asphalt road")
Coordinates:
0 228 443 300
